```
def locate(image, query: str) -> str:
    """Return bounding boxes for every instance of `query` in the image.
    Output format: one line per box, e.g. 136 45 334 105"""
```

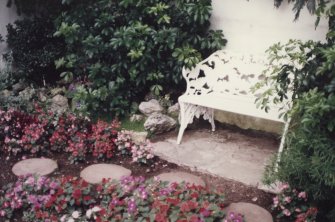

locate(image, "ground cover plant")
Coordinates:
0 174 245 222
54 0 226 116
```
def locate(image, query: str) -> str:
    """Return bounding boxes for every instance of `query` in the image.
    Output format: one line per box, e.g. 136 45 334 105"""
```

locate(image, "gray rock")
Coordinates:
18 87 35 101
157 171 206 186
129 131 148 144
224 202 273 222
12 158 58 176
80 164 131 184
50 94 69 114
167 103 180 117
139 99 163 116
130 114 145 122
0 89 13 97
144 113 176 134
12 82 27 93
50 87 65 96
37 91 47 102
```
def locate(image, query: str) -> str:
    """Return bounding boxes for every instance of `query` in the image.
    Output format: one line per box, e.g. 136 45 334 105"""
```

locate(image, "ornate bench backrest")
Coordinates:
182 50 266 97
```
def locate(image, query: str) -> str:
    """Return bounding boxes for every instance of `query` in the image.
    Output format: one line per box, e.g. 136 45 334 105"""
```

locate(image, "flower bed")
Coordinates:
272 183 317 222
0 175 244 222
0 106 154 164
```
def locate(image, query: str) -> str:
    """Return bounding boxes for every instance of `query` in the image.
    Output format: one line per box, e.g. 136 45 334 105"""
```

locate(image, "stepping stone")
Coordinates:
224 202 273 222
157 171 206 186
80 164 131 184
12 158 58 176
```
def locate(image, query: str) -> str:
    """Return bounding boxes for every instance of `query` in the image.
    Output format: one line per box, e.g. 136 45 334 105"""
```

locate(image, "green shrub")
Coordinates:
4 17 65 86
55 0 227 116
255 28 335 221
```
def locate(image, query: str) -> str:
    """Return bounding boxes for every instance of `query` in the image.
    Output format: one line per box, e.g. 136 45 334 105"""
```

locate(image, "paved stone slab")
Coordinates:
152 129 278 187
12 158 58 176
224 202 273 222
157 171 205 186
80 164 131 184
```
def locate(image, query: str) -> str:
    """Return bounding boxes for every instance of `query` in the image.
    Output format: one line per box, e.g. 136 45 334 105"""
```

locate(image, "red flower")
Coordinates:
155 213 168 222
166 197 180 206
180 202 190 212
72 189 82 199
189 215 200 222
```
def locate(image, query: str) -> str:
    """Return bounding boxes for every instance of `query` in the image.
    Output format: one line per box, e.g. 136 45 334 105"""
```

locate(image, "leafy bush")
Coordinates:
0 175 239 221
4 17 65 86
55 0 226 116
254 9 335 219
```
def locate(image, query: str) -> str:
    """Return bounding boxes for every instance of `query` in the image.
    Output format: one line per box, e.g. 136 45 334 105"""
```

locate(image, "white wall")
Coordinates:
0 1 20 67
210 0 328 55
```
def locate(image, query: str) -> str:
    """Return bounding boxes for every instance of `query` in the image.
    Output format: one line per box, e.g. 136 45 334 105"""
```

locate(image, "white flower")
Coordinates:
67 218 75 222
92 206 101 212
86 209 92 219
72 211 80 219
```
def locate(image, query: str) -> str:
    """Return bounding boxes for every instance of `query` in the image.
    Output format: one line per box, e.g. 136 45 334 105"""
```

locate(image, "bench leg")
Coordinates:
177 102 188 144
209 108 215 131
275 118 291 171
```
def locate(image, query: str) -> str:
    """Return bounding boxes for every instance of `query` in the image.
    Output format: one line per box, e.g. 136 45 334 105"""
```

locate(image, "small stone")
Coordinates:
224 202 273 222
50 87 65 96
80 164 131 184
12 158 58 176
18 87 35 101
50 94 69 114
167 103 180 117
144 113 176 134
0 89 12 97
130 114 145 122
129 131 148 144
12 82 27 93
157 171 206 186
139 99 163 116
252 197 258 202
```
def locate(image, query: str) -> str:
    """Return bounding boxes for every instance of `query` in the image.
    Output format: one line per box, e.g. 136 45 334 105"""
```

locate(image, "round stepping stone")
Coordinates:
157 171 206 186
80 164 131 184
224 202 273 222
12 158 58 176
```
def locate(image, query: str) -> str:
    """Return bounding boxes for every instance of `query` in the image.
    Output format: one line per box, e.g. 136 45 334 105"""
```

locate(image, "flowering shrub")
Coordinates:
272 183 318 222
0 175 243 221
0 174 59 219
91 120 120 159
0 107 155 164
116 130 155 164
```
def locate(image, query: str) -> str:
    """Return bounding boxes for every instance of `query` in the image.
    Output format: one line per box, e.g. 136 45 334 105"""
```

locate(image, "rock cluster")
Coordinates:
137 99 179 134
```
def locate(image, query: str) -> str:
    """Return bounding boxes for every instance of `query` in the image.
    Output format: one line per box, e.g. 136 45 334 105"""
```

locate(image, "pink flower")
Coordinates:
280 183 289 191
0 210 6 216
283 209 291 216
273 196 279 207
298 191 307 199
284 196 292 203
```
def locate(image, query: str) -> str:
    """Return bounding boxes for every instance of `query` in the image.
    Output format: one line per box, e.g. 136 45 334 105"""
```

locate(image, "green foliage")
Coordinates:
4 17 65 86
259 6 335 220
55 0 226 116
6 0 62 17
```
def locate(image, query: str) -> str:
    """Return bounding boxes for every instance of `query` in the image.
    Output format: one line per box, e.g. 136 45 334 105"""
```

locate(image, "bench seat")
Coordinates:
179 93 283 123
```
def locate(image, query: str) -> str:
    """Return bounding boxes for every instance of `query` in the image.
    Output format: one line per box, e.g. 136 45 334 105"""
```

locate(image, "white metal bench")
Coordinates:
177 50 290 160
